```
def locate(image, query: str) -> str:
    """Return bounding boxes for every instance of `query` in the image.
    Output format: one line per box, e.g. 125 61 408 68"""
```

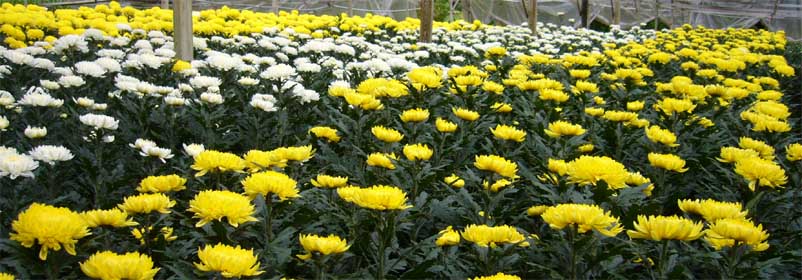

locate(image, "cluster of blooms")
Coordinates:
0 1 799 279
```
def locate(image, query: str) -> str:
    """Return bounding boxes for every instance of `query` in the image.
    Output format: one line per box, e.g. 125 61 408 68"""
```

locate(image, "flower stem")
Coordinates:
658 240 670 278
568 226 577 280
263 196 274 243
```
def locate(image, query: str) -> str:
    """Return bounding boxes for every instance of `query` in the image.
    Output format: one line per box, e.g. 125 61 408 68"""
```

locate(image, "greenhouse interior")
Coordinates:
0 0 800 279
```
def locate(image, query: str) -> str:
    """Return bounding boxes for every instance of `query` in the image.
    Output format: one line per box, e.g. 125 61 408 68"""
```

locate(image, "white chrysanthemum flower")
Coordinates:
28 58 55 70
297 63 321 73
334 45 356 56
0 152 38 179
140 146 174 163
18 89 64 107
52 35 89 54
133 39 153 50
40 80 61 91
260 64 296 81
102 135 115 143
0 90 14 106
98 49 125 59
199 92 224 105
109 37 130 47
238 77 259 86
250 94 278 112
58 75 86 88
189 76 222 89
28 145 74 165
3 49 34 65
183 143 205 157
75 61 107 78
154 48 175 58
138 53 166 69
24 126 47 139
73 97 95 108
91 103 108 111
130 138 157 150
0 115 8 130
294 89 320 103
206 53 242 71
79 113 119 130
164 95 187 106
95 57 122 73
83 28 105 40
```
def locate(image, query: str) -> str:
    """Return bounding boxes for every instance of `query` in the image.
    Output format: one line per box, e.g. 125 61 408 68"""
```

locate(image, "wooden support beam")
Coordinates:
419 0 433 43
347 0 354 16
528 0 538 35
161 0 168 9
462 0 473 22
173 0 193 61
612 0 621 25
272 0 279 14
580 0 589 28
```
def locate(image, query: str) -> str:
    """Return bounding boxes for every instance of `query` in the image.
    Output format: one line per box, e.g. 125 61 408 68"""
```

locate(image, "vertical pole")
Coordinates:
174 0 193 61
348 0 354 16
272 0 279 13
462 0 473 21
613 0 621 25
654 0 659 30
161 0 169 9
420 0 433 43
580 0 589 28
528 0 538 35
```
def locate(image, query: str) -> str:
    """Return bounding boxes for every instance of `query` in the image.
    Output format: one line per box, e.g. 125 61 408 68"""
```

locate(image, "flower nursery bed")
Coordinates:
0 2 800 279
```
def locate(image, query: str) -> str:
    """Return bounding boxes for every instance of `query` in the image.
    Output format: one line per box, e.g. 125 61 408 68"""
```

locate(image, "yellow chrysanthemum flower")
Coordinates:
484 46 507 58
444 174 465 188
474 154 518 179
473 272 521 280
584 107 605 117
540 203 623 237
527 205 549 217
136 174 187 193
272 145 315 163
82 208 138 228
491 102 513 113
0 272 13 280
461 224 527 247
490 124 526 142
189 190 259 228
309 126 341 143
399 142 433 161
80 251 160 280
297 233 350 260
366 152 397 170
602 110 639 122
786 143 802 161
407 67 443 89
656 97 696 115
191 150 246 177
339 185 412 211
195 243 264 278
10 203 91 260
648 153 689 173
644 126 679 147
483 178 514 192
626 101 645 111
705 218 770 252
371 126 404 143
118 193 175 215
739 137 775 160
452 107 480 121
717 147 760 163
435 117 458 133
311 174 349 188
400 108 430 123
243 149 285 171
678 198 748 222
578 143 595 153
733 157 787 191
435 226 461 246
241 171 300 201
626 215 704 241
544 121 586 138
566 156 629 189
171 60 191 72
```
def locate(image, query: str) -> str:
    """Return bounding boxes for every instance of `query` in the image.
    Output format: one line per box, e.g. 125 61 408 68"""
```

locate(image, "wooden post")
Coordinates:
347 0 354 16
580 0 589 28
272 0 279 13
528 0 538 35
654 0 659 30
173 0 193 61
612 0 621 25
419 0 433 43
161 0 168 9
462 0 473 21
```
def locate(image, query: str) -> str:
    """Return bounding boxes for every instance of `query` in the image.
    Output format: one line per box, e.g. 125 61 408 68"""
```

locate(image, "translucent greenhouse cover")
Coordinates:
190 0 802 40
